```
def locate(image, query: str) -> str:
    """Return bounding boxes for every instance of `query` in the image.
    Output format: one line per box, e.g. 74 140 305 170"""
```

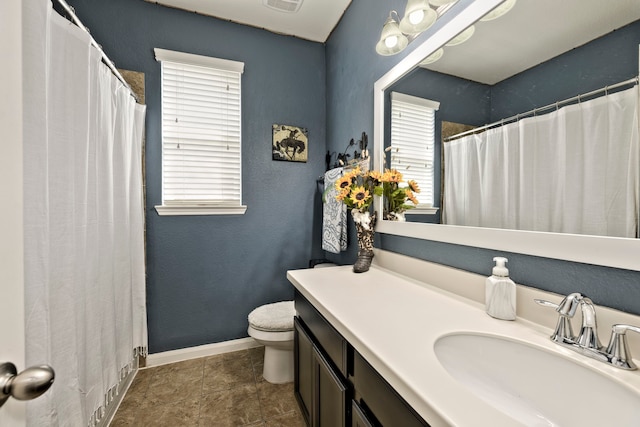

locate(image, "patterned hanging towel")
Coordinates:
322 167 347 253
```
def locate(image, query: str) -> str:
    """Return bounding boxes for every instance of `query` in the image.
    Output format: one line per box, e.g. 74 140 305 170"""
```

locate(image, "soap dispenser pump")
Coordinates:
485 257 516 320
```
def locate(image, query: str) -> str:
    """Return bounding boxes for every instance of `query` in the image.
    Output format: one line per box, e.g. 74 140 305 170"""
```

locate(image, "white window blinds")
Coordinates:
155 48 245 213
390 92 440 207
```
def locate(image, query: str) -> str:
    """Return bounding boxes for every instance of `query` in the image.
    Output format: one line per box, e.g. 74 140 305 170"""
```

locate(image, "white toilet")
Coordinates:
247 301 296 384
248 262 336 384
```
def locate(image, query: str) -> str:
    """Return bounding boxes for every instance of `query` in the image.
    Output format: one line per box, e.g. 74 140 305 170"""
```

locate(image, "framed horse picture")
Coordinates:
272 124 308 163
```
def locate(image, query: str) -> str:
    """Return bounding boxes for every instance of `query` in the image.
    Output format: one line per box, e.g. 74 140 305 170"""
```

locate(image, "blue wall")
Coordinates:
67 0 640 352
326 0 640 316
66 0 327 353
491 20 640 120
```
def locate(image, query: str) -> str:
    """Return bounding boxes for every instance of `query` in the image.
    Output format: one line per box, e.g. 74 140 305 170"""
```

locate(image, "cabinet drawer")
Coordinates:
295 291 348 377
353 351 430 427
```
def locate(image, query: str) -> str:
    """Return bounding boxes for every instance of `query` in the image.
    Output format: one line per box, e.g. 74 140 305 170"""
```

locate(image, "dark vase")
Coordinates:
353 211 376 273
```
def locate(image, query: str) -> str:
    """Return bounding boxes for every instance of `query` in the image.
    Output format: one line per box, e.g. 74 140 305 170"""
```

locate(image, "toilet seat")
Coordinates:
248 301 295 332
247 325 294 342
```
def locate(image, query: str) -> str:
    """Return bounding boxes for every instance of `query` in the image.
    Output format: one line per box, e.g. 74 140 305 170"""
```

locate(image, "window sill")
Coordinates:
155 204 247 216
406 206 439 215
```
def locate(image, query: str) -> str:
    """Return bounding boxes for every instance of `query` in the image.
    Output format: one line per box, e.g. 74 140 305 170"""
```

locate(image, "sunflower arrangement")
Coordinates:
375 169 420 219
334 166 376 211
334 167 420 218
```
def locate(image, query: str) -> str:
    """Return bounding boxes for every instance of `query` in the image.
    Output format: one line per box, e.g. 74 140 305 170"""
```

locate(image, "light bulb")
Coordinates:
385 35 398 48
408 9 425 25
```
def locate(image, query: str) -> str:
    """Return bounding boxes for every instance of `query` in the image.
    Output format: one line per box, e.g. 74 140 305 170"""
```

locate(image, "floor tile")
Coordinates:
199 383 262 427
256 382 299 419
111 346 304 427
264 410 306 427
248 346 265 366
203 350 255 392
145 360 205 405
136 396 201 427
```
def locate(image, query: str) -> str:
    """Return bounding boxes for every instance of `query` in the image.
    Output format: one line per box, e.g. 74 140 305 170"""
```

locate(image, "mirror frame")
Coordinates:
373 0 640 272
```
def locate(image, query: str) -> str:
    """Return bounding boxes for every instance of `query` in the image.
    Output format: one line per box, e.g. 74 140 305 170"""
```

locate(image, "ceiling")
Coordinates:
146 0 352 42
422 0 640 85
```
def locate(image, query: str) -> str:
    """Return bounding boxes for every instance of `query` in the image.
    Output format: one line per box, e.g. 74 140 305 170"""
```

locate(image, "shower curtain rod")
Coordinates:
53 0 138 102
445 76 639 142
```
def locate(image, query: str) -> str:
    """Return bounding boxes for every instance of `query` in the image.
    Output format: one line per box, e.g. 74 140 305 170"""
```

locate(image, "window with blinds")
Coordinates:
390 92 440 208
154 48 246 215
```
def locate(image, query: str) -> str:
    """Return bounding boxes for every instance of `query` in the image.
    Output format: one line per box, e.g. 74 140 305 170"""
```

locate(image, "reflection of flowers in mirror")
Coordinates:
376 169 421 220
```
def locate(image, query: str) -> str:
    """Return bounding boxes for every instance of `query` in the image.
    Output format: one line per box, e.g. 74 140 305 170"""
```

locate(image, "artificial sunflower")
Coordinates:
406 189 419 205
368 170 383 184
382 168 403 183
335 175 352 192
408 180 420 194
350 186 370 208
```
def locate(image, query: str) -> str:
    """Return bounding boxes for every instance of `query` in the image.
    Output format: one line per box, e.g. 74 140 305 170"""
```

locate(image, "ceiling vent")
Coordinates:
262 0 304 13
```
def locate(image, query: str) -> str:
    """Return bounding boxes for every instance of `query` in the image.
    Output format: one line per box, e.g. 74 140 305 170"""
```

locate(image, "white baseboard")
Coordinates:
145 337 262 368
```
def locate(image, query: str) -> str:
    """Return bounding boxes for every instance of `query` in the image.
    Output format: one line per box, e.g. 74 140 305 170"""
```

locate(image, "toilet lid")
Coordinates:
248 301 295 332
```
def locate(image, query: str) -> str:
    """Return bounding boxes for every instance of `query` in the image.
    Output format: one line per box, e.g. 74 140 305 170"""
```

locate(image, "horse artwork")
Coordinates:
272 124 308 163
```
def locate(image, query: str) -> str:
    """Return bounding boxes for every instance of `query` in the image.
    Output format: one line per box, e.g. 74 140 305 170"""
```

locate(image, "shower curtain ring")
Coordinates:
605 85 609 95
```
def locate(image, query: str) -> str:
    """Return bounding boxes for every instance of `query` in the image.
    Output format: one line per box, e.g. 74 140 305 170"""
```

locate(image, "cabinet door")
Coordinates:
314 346 347 427
294 317 314 425
352 400 375 427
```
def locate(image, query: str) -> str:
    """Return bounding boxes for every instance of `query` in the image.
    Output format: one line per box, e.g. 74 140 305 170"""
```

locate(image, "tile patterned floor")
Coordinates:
110 347 306 427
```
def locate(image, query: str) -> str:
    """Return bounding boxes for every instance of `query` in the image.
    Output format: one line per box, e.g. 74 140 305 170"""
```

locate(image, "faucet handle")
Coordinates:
605 324 640 370
534 299 558 309
534 298 576 343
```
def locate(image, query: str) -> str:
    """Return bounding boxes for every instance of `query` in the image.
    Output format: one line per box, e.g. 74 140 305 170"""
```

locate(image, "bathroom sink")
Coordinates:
434 333 640 427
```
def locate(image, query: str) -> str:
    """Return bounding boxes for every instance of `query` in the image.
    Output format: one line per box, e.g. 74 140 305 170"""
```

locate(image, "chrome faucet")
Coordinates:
535 293 640 370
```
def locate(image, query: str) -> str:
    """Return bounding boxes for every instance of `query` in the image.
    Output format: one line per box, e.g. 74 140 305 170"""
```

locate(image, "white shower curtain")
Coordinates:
22 2 147 426
444 86 639 237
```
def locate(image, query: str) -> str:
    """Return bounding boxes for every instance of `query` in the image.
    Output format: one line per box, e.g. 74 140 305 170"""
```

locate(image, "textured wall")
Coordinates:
491 20 640 120
65 0 327 353
325 0 640 315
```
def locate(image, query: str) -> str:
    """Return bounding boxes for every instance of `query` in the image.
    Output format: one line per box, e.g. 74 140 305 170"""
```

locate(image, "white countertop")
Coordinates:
287 262 640 427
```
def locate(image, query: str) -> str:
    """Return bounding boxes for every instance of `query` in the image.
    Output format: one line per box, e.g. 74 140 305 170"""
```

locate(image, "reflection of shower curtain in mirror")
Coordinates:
443 86 639 238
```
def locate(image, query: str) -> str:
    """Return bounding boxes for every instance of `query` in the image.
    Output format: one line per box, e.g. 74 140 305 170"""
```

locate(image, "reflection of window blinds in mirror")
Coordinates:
390 92 440 207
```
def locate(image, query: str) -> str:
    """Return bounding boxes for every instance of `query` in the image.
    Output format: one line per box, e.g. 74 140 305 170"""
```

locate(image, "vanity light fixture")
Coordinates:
376 0 457 56
428 0 456 6
399 0 437 35
480 0 516 21
419 47 444 65
445 24 475 46
376 11 409 56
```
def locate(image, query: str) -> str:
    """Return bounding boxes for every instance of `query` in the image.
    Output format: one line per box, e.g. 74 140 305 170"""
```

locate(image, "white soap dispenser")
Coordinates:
485 257 516 320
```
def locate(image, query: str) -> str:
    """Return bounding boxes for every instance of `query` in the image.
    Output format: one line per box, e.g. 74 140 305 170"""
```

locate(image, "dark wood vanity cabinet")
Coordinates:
353 351 430 427
294 290 431 427
294 317 348 427
294 291 349 427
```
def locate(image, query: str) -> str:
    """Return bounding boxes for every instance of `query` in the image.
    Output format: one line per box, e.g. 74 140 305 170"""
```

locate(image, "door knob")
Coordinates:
0 362 55 408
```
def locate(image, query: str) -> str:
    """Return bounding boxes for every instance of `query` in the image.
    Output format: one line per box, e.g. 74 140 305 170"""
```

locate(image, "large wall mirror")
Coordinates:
373 0 640 271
